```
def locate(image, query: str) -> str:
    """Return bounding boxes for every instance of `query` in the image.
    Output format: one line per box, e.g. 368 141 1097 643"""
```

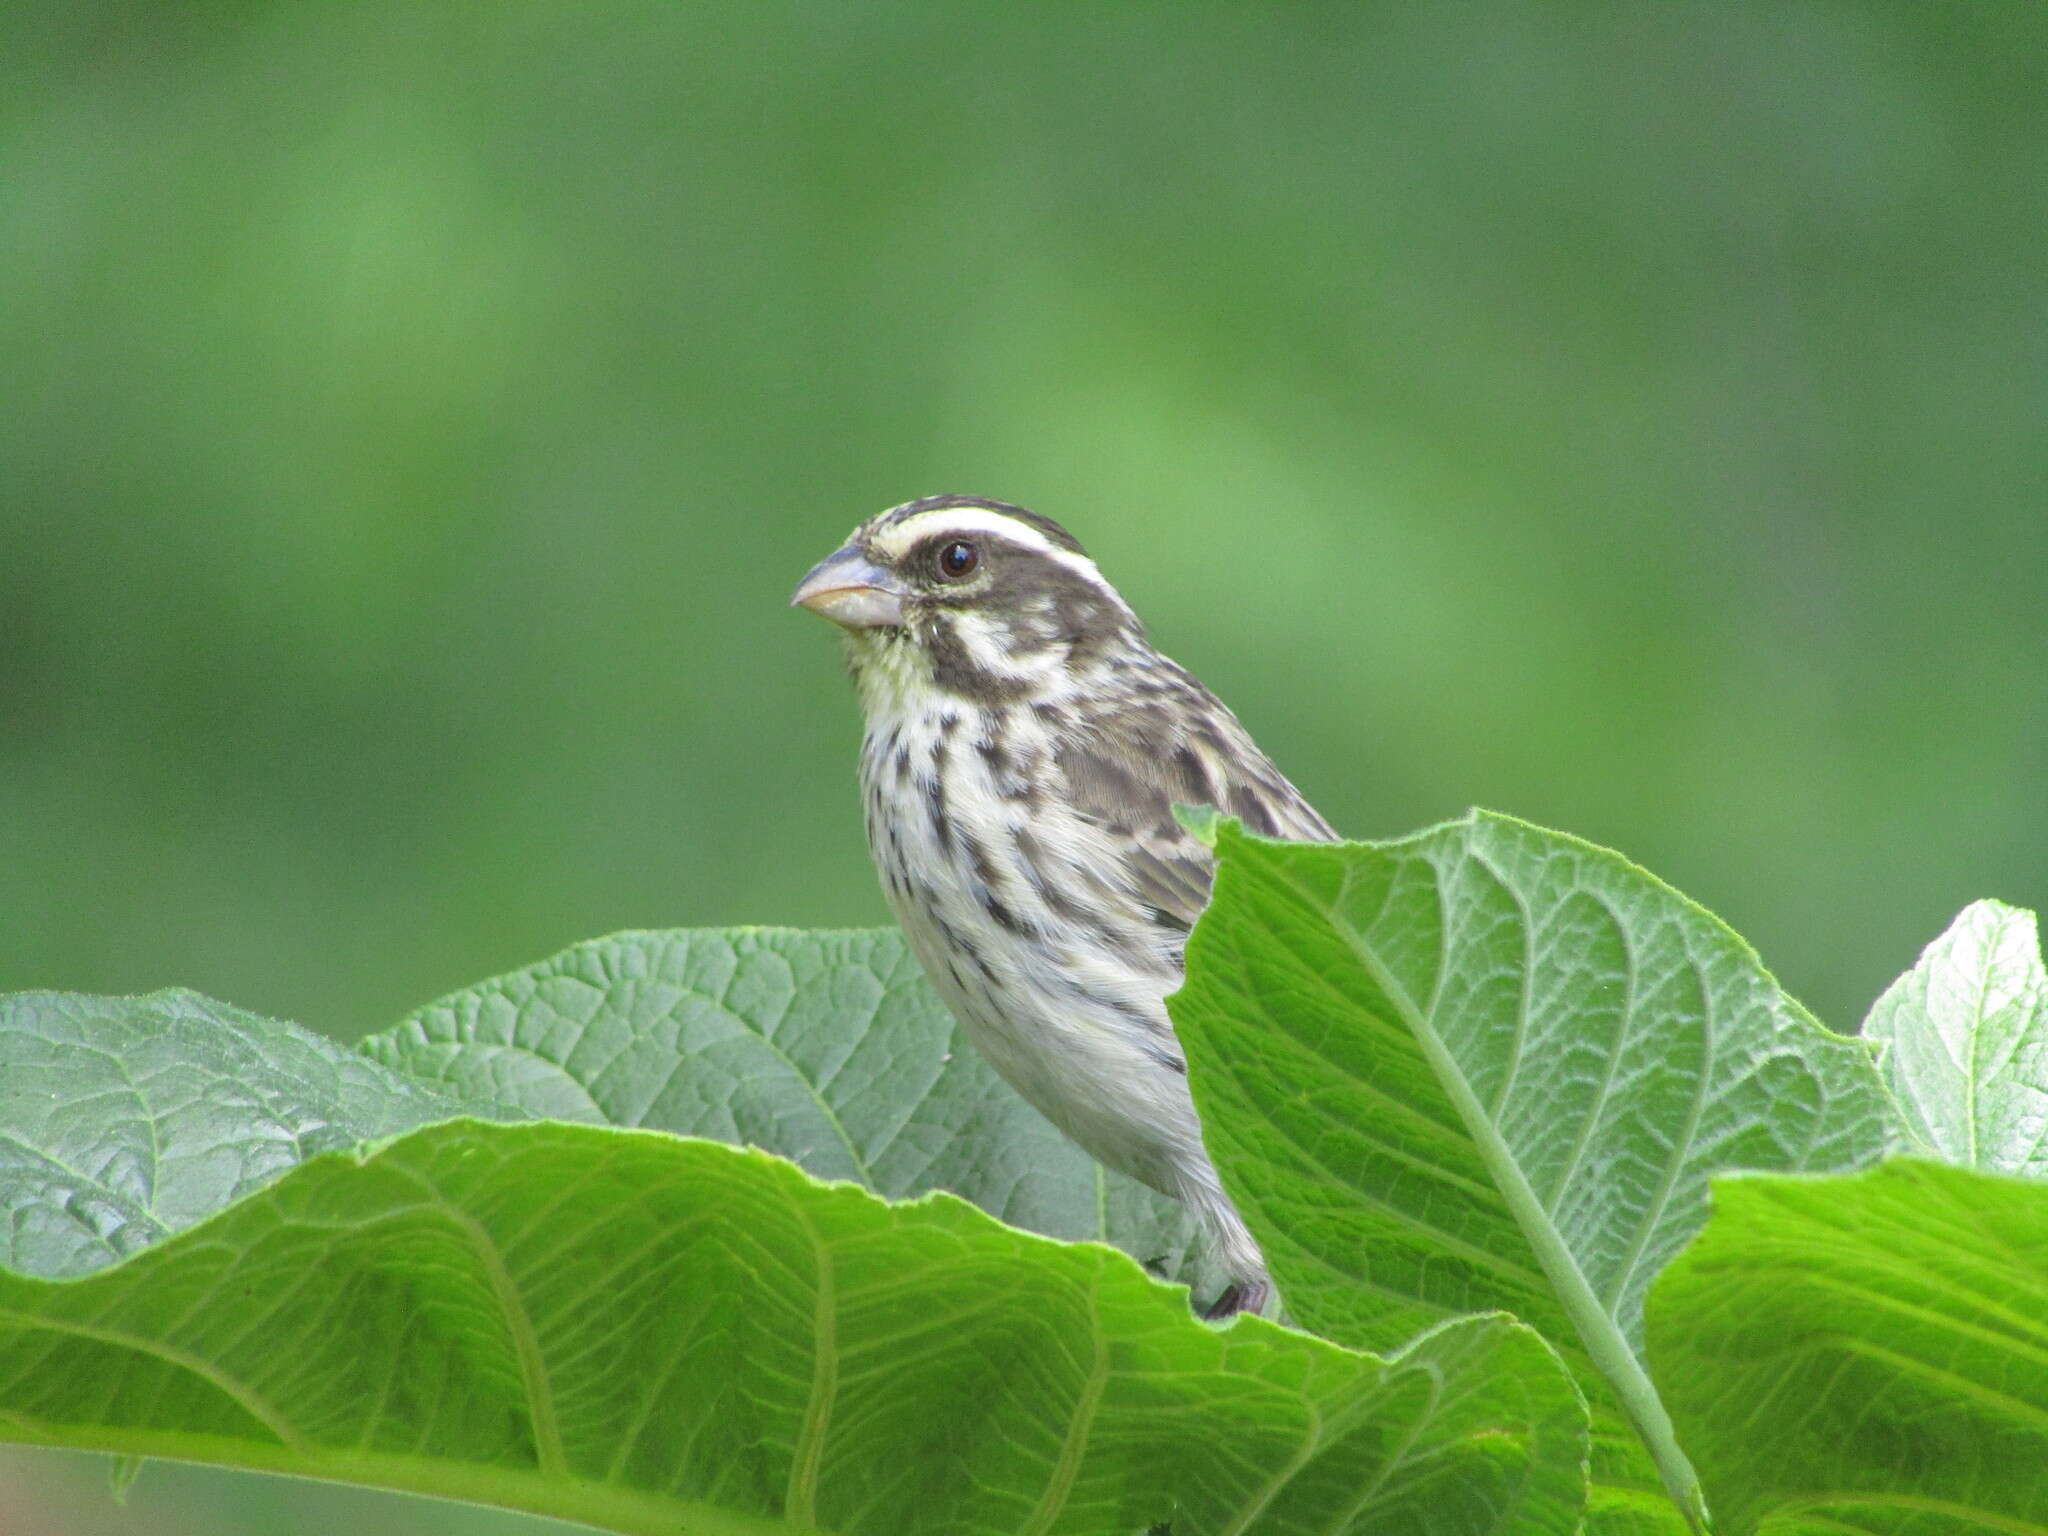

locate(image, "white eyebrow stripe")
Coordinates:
866 506 1120 598
871 507 1060 561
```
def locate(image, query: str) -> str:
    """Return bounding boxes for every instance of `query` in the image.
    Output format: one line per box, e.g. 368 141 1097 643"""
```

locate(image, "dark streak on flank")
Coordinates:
982 893 1026 933
1147 1045 1188 1075
1050 965 1180 1050
961 827 1031 936
962 826 1001 891
1013 826 1093 924
1145 904 1193 935
1228 785 1279 836
928 909 998 985
926 736 952 853
1172 744 1213 806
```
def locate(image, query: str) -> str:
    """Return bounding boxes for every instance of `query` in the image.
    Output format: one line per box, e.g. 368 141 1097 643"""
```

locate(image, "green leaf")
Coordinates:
1645 1159 2048 1536
1173 802 1226 845
0 1002 1593 1536
1170 812 1900 1529
1864 900 2048 1177
107 1452 144 1503
358 927 1219 1297
0 987 498 1280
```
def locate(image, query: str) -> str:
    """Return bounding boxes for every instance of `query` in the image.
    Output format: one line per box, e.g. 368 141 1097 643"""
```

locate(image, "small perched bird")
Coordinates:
792 495 1336 1316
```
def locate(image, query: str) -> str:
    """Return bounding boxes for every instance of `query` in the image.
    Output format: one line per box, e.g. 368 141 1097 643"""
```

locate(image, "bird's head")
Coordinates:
791 495 1140 709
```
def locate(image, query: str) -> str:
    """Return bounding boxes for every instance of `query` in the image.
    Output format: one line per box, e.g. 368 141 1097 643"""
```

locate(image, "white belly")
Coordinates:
857 707 1206 1199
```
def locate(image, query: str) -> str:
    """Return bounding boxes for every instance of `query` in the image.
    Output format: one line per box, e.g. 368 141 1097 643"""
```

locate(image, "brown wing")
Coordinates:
1054 686 1337 936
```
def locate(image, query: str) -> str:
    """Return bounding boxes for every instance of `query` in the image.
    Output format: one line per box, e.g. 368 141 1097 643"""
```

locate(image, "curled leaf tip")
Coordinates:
1173 802 1230 846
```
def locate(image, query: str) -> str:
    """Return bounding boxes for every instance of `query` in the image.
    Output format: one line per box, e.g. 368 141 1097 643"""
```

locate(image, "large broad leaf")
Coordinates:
359 928 1218 1298
1168 812 1900 1531
0 993 1591 1536
1864 900 2048 1177
1645 1159 2048 1536
0 988 500 1280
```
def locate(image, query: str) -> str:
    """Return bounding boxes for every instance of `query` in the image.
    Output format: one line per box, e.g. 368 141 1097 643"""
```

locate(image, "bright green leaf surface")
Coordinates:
1646 1159 2048 1536
1865 901 2048 1177
360 928 1216 1296
0 1116 1590 1535
1170 812 1899 1528
0 988 494 1280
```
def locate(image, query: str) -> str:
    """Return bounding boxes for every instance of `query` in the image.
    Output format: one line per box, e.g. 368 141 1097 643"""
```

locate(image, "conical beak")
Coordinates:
789 545 908 629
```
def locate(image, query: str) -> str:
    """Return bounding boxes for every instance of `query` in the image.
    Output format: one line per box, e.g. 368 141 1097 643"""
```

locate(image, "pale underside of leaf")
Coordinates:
1864 899 2048 1178
360 927 1221 1296
0 987 494 1280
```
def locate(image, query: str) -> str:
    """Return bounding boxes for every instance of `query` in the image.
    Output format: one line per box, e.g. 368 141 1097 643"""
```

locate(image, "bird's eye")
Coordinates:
935 540 979 580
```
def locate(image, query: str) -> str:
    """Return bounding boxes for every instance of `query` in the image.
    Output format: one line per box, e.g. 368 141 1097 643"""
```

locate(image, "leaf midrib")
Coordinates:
1243 843 1702 1521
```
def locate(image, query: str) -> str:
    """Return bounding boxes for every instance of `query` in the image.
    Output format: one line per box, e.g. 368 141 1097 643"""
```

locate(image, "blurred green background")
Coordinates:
3 3 2043 1530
